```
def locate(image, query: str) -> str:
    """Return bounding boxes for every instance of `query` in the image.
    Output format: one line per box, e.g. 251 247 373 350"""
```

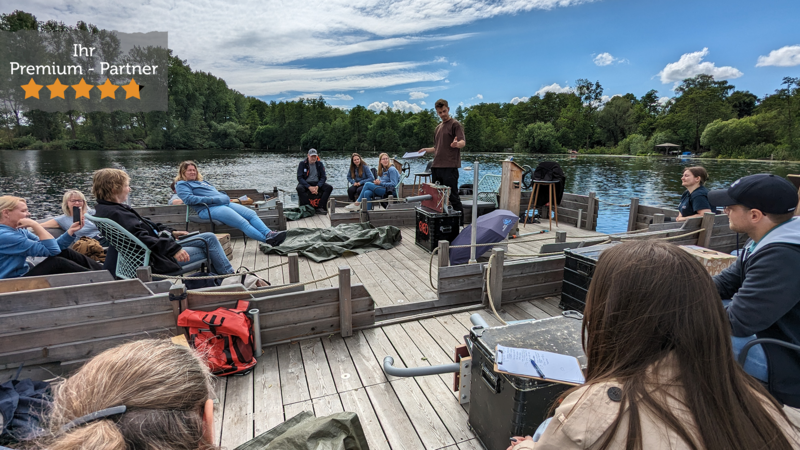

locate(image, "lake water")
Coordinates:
1 149 798 234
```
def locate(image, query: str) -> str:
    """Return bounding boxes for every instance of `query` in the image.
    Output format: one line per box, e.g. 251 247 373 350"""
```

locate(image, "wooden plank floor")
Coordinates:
234 215 606 307
214 297 565 449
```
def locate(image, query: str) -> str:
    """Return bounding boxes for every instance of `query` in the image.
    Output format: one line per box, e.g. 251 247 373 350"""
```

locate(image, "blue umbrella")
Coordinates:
449 209 519 265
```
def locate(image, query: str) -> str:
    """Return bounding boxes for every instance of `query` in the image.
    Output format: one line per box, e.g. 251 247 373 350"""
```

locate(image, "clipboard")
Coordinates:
494 345 585 386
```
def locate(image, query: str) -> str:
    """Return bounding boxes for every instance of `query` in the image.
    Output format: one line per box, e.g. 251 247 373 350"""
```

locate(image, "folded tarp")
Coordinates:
284 205 316 221
234 411 369 450
259 222 401 263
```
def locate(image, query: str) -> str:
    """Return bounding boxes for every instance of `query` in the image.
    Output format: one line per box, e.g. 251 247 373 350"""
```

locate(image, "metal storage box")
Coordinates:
467 316 585 450
560 242 620 312
415 206 461 253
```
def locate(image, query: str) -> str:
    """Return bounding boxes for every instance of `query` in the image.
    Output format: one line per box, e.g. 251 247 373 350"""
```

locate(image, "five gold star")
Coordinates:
21 78 43 99
71 78 94 99
47 79 69 99
97 79 119 99
121 78 141 99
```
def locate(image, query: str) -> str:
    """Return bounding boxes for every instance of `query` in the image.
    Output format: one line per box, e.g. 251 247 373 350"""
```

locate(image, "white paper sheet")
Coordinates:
402 150 427 159
496 345 585 385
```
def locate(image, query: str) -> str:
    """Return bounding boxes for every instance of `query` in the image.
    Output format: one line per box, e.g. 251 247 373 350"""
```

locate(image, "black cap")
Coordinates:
708 174 798 214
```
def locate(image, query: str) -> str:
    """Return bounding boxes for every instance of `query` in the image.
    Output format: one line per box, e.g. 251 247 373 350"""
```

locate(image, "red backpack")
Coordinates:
177 300 258 376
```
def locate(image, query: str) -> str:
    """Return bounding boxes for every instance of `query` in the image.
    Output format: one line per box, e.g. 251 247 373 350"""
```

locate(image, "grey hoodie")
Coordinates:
715 216 800 407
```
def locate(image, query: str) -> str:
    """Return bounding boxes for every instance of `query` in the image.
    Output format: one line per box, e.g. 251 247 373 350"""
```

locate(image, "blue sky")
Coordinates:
13 0 800 112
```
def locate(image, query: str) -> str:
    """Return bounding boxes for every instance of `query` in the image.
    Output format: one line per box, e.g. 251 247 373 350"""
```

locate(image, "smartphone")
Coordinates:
72 206 81 223
177 230 201 240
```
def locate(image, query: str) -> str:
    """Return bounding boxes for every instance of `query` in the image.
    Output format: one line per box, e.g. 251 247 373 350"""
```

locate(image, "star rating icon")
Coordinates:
72 78 94 99
47 79 69 99
22 78 145 100
122 79 141 99
97 79 119 99
21 78 43 99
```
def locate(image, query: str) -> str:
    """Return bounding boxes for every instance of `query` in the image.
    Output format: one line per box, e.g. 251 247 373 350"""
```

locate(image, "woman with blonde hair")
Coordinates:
346 153 374 202
345 153 399 211
0 196 102 279
40 190 106 245
36 339 216 450
508 240 800 450
174 161 285 246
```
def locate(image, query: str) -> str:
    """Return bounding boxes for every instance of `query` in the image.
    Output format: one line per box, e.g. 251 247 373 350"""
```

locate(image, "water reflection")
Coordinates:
1 149 797 234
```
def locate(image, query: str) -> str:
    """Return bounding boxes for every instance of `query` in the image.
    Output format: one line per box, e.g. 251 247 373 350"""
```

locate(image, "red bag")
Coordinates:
177 300 258 376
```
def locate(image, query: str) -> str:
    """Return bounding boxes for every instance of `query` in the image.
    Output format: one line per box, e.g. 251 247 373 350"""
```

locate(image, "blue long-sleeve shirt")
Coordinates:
176 180 231 209
347 165 375 185
376 166 400 193
0 225 76 279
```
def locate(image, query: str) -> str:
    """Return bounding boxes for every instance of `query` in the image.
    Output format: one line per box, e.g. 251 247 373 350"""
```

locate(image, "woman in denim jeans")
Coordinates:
346 153 399 211
175 161 286 246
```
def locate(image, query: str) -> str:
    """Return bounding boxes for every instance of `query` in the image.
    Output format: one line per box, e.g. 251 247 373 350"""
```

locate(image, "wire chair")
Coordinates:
476 174 502 207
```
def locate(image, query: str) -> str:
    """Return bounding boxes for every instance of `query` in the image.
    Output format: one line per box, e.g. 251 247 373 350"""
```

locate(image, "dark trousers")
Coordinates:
25 247 103 277
431 167 463 220
296 182 333 210
347 184 365 202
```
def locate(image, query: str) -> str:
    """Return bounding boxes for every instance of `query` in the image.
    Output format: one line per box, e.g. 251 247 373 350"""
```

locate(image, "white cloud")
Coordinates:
358 90 365 93
445 79 450 83
409 91 429 99
20 0 595 96
658 48 743 84
367 101 389 112
392 100 423 113
658 96 671 105
756 45 800 67
593 52 615 66
510 96 529 104
420 101 426 105
291 93 354 101
451 61 459 66
476 94 483 99
535 83 573 96
434 57 449 63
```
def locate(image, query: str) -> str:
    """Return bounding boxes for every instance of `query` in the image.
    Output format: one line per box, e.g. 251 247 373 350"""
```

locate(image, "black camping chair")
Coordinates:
527 161 566 216
738 338 800 406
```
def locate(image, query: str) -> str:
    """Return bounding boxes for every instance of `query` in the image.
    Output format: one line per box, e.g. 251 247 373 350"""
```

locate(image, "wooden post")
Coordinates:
328 198 336 214
653 213 665 225
169 284 187 336
272 186 278 200
438 240 450 267
276 201 286 230
338 266 352 337
577 209 583 229
136 266 152 283
697 211 716 248
627 197 640 232
288 253 300 283
555 231 567 243
487 248 505 310
586 192 596 231
500 160 524 235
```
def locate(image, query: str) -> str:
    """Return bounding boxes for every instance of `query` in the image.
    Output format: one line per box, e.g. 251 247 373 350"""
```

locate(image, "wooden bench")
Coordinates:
133 201 287 232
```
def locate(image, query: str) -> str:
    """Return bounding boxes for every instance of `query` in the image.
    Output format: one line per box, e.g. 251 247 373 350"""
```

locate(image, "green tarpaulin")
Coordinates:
284 205 316 221
234 411 370 450
259 222 402 263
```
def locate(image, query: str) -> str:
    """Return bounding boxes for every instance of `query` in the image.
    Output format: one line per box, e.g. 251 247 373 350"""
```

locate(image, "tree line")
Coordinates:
2 10 799 160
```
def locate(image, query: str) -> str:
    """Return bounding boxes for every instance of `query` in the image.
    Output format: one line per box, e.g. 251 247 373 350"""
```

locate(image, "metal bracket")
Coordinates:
459 356 472 405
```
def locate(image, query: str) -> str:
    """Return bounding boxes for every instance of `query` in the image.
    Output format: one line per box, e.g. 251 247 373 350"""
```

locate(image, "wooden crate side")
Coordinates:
261 311 375 344
259 297 373 329
0 280 154 314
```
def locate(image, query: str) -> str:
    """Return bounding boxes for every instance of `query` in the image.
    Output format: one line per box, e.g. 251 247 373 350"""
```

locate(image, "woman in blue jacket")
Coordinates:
175 161 286 246
346 153 399 211
0 196 102 279
346 153 375 202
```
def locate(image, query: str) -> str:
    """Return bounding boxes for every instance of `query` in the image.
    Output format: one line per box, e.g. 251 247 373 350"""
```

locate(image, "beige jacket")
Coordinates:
512 358 800 450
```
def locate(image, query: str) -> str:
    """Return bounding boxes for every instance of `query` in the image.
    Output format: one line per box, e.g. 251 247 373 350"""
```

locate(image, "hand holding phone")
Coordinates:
177 230 201 240
72 206 81 224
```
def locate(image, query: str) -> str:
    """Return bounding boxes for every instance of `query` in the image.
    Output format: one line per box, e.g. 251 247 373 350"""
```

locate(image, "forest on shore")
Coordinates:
2 10 799 160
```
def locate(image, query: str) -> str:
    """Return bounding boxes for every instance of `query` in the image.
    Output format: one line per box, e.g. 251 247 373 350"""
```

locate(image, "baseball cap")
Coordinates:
307 148 318 156
708 174 798 214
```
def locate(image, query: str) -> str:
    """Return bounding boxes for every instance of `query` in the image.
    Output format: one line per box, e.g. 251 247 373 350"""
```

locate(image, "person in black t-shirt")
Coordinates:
677 166 714 222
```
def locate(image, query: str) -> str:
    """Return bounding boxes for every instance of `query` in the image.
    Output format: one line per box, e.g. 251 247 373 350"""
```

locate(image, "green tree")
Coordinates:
518 122 562 153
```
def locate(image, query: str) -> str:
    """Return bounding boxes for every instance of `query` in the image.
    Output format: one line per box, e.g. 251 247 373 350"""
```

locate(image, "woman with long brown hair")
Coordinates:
345 153 399 211
509 240 799 450
677 166 714 222
346 153 374 202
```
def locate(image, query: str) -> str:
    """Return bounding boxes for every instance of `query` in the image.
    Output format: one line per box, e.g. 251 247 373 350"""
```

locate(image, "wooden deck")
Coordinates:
228 214 606 308
212 297 565 450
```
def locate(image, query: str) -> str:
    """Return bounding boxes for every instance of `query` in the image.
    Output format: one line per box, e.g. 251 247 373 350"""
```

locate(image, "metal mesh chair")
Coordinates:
86 213 208 280
185 203 223 232
476 174 502 207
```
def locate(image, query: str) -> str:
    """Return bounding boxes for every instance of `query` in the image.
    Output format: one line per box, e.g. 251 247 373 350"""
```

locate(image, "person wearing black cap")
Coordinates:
296 148 333 215
708 173 800 407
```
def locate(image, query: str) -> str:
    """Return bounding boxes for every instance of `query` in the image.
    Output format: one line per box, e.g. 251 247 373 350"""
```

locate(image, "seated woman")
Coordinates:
0 196 102 279
346 153 374 202
92 168 235 276
677 166 714 222
35 339 215 449
508 240 800 450
345 153 399 211
175 161 286 246
40 189 107 246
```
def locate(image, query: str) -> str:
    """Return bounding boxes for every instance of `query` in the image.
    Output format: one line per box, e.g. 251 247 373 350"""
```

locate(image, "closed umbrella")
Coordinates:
449 209 519 265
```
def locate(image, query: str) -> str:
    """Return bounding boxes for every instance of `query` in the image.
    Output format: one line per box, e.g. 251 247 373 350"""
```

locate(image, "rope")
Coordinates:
594 198 631 207
611 228 705 242
429 247 439 292
152 262 288 280
485 254 508 326
186 272 339 296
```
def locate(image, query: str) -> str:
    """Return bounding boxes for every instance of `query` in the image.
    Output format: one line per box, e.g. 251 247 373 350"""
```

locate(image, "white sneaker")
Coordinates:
344 203 360 211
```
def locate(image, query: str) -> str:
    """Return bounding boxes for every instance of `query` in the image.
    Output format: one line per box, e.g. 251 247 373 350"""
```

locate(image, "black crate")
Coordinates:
559 242 620 312
415 206 461 253
468 316 585 450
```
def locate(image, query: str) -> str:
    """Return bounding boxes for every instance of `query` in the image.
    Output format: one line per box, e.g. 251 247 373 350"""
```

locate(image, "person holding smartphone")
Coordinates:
40 190 107 246
0 196 103 279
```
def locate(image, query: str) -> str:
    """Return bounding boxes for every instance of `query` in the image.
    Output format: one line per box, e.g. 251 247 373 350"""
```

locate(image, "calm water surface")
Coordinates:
1 149 798 234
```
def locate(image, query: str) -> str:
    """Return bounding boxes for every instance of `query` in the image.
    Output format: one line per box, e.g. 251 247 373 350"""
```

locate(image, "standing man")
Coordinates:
296 148 333 215
708 174 800 407
420 99 465 221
